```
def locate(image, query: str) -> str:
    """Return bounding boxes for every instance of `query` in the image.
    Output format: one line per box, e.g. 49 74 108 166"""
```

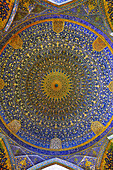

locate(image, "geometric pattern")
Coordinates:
0 15 113 156
0 0 113 169
0 0 19 31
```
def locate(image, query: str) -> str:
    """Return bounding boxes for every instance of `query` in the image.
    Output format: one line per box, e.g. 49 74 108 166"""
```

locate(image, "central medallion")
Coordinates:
51 80 62 91
1 17 112 153
41 70 72 101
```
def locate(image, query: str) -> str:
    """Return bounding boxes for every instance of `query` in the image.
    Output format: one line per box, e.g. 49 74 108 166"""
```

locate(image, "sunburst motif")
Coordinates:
41 70 72 101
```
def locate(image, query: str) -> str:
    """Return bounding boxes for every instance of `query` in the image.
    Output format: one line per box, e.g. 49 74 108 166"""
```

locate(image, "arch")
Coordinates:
27 158 83 170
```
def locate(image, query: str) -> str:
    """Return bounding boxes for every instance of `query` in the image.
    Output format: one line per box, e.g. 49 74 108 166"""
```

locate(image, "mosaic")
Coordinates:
0 15 113 156
103 142 113 169
99 0 113 31
27 158 83 170
0 140 10 169
0 0 19 31
0 133 16 169
35 0 87 12
103 0 113 31
0 0 113 168
99 138 113 170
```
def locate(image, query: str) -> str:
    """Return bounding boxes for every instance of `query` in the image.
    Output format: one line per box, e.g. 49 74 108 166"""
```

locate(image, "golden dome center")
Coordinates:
51 80 62 91
41 70 72 101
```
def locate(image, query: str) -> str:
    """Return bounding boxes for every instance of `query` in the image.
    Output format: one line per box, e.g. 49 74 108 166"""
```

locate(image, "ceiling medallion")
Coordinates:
0 16 112 155
41 70 72 101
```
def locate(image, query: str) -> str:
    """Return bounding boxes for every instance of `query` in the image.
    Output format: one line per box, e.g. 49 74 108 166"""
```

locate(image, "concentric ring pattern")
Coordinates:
0 16 113 155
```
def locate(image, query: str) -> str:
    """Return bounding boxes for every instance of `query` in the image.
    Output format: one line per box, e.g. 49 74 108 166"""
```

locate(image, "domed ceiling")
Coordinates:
0 0 113 169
